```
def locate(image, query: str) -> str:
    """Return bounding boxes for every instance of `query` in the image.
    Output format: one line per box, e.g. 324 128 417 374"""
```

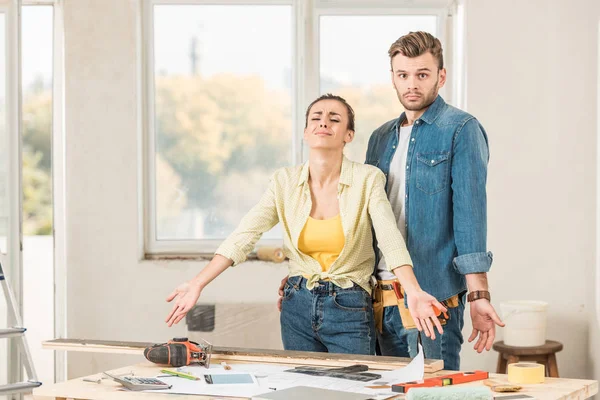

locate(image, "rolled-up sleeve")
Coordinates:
453 251 493 275
368 170 413 271
215 176 279 266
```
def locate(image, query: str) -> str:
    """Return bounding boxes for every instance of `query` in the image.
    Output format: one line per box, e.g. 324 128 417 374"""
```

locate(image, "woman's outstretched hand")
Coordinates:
165 281 202 327
406 290 447 340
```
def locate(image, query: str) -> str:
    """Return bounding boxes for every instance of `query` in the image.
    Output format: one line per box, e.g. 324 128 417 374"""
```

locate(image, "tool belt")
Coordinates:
372 279 459 334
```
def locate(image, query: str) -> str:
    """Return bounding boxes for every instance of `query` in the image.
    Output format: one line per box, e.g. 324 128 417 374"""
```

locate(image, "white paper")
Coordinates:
149 344 424 399
356 343 425 399
377 342 424 384
145 367 267 398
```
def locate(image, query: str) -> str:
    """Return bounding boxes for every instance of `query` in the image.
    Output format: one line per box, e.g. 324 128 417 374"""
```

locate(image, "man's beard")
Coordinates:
396 79 439 111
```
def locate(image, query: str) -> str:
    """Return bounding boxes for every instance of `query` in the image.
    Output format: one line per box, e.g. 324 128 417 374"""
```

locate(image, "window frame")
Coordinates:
0 0 24 389
1 0 62 389
312 5 449 119
142 0 454 257
19 0 66 385
143 0 299 255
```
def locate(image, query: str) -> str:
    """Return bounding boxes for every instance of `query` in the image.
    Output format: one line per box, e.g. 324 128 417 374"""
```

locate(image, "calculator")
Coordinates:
103 371 172 391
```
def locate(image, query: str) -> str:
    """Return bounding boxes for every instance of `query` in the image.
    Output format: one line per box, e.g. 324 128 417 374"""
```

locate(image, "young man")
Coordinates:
367 31 504 370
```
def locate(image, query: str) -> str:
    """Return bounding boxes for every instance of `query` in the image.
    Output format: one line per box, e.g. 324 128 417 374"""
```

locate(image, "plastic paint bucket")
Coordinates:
500 301 548 347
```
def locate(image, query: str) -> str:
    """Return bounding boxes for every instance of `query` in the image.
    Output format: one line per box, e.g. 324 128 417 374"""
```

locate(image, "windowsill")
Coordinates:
144 253 288 263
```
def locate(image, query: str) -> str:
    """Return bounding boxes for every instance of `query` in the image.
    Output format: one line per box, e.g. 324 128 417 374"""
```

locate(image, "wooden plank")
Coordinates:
43 339 151 355
42 338 444 372
471 374 598 400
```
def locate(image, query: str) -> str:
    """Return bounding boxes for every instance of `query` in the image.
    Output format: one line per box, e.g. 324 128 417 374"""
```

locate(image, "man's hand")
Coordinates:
406 290 448 340
165 281 202 327
277 276 288 312
468 299 505 352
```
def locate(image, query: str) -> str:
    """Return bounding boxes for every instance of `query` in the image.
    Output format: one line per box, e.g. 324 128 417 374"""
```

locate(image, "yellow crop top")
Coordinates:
297 214 345 272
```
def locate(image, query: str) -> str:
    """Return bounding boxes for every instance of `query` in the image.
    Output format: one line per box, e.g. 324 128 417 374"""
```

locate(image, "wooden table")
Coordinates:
32 361 598 400
36 339 598 400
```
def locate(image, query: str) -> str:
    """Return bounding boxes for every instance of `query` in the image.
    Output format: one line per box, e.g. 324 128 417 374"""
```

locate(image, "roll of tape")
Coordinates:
507 362 545 384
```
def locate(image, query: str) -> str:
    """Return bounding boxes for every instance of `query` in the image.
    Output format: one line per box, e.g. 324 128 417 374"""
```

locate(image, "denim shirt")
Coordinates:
365 95 493 301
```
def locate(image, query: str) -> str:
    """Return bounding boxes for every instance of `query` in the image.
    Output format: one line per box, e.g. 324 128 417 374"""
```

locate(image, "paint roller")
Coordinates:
255 246 286 263
406 386 493 400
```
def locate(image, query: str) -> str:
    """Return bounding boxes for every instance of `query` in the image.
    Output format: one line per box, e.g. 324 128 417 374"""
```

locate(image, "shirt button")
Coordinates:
431 160 435 164
416 120 420 125
392 145 396 149
411 138 415 142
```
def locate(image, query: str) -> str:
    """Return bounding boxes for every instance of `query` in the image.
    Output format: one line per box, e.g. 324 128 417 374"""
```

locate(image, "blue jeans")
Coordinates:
377 292 466 371
280 276 376 355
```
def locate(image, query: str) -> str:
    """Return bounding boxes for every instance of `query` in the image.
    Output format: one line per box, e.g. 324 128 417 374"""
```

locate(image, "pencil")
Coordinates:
160 369 199 380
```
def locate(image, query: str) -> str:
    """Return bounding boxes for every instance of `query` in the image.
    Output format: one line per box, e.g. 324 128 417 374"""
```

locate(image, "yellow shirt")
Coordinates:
215 156 413 294
298 214 345 272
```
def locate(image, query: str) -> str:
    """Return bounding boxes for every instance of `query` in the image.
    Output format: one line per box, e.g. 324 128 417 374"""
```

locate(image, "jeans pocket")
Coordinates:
416 152 450 195
282 282 296 301
333 290 370 312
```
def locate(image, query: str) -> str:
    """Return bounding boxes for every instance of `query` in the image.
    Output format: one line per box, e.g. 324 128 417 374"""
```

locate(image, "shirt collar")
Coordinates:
393 94 447 130
297 155 353 187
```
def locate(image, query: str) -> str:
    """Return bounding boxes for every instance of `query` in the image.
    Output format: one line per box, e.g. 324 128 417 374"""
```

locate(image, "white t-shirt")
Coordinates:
376 124 413 280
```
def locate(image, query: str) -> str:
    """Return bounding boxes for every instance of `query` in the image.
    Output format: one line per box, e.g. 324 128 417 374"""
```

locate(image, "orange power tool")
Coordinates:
144 337 212 368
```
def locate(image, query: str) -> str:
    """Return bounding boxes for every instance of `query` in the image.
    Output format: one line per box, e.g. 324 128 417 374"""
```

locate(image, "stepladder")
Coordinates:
0 260 41 396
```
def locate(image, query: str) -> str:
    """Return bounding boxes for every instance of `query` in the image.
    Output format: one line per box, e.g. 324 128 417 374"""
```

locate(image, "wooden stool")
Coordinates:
493 340 563 377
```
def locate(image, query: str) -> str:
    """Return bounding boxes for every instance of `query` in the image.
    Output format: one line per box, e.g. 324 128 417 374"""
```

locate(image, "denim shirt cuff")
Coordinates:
453 251 493 275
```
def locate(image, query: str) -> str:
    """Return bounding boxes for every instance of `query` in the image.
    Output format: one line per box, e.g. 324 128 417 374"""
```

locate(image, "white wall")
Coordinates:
459 0 600 382
63 0 600 382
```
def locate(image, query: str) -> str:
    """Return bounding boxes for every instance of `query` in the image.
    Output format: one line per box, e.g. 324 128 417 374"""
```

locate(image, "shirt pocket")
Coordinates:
416 152 450 195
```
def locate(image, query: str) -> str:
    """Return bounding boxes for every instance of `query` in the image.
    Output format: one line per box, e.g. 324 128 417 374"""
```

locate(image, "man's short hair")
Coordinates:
388 31 444 70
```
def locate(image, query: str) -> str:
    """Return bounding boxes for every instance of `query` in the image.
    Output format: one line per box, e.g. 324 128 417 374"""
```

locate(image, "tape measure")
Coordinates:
508 362 545 384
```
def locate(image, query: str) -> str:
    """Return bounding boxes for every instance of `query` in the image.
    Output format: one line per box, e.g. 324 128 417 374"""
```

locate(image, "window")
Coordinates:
318 13 440 162
0 0 59 389
147 2 293 253
21 3 55 387
22 5 53 238
145 1 450 255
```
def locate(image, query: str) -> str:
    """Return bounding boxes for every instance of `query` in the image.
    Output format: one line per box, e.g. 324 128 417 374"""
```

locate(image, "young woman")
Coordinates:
165 94 446 355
